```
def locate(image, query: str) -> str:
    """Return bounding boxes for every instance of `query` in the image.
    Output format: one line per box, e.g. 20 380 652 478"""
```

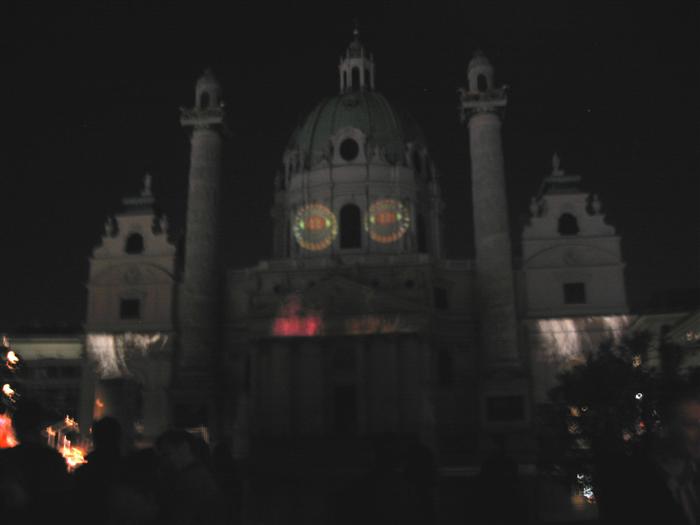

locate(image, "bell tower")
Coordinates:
175 69 226 427
522 155 628 317
83 174 176 443
459 51 518 365
459 51 530 435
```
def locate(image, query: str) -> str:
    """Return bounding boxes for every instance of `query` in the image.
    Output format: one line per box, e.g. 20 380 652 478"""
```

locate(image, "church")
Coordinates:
71 30 693 467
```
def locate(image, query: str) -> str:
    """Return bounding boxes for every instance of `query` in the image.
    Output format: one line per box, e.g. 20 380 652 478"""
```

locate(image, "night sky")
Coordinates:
3 2 698 329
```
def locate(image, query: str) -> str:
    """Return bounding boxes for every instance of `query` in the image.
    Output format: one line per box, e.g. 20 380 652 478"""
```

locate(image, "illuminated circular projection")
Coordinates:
293 203 338 251
365 199 411 243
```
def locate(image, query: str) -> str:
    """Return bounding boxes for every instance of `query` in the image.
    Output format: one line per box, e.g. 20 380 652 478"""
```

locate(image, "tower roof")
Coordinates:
468 49 491 70
196 67 220 89
538 153 582 196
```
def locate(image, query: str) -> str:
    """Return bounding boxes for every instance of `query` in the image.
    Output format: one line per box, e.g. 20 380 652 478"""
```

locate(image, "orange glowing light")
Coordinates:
60 436 87 471
93 398 105 420
293 203 337 251
375 211 397 225
366 199 410 244
0 414 18 448
2 383 16 401
6 350 19 369
305 215 326 231
345 315 401 335
44 416 90 471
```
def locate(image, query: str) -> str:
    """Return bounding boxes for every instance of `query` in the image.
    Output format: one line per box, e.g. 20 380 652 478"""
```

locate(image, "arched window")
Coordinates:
364 68 370 87
339 138 359 161
340 204 362 249
199 91 210 109
417 213 427 253
351 67 360 91
558 213 580 236
477 74 488 92
244 353 251 393
412 150 422 174
437 345 453 387
125 233 144 254
285 223 291 257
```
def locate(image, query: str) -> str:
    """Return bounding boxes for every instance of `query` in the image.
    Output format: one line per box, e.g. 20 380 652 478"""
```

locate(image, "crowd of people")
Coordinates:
0 400 241 525
0 381 699 524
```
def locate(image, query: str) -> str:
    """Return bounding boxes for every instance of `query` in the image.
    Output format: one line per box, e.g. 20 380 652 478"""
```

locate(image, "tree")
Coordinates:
542 328 698 505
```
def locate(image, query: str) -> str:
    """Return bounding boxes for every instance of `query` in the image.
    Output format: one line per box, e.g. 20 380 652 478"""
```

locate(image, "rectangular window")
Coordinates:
333 384 357 435
437 345 453 387
120 298 141 319
486 395 525 422
563 282 587 304
434 287 448 310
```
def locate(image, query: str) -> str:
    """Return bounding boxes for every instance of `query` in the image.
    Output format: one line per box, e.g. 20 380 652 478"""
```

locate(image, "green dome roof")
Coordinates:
288 91 426 167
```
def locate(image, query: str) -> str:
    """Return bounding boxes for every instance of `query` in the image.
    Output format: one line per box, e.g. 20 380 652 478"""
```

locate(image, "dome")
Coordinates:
287 91 426 168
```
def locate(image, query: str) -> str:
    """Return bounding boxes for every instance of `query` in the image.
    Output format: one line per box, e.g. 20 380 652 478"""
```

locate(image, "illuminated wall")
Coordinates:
84 332 171 441
528 315 632 402
86 333 168 379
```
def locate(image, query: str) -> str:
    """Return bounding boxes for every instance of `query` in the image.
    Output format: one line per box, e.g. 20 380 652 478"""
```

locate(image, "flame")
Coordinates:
43 416 90 471
0 414 18 448
6 350 19 369
2 383 16 401
60 436 87 471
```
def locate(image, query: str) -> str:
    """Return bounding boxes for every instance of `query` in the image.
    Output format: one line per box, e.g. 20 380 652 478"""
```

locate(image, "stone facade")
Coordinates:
75 34 675 464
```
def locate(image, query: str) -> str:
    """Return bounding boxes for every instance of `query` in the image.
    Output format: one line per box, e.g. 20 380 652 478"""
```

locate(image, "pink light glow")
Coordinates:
273 315 322 337
272 295 323 337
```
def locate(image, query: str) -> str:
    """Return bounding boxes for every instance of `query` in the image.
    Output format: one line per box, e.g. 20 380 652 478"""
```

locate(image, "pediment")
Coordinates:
524 244 619 268
260 274 429 337
296 274 426 315
91 263 175 286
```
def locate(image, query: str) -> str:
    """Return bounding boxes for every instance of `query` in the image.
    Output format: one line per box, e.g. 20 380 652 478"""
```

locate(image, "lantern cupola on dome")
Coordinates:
338 27 375 93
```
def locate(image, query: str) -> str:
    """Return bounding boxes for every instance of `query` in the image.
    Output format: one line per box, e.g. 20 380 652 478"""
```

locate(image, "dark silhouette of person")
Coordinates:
155 429 224 525
212 441 243 525
598 382 700 524
402 438 438 524
73 416 123 523
0 398 71 525
73 416 157 524
477 434 520 524
119 446 160 522
335 434 420 524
